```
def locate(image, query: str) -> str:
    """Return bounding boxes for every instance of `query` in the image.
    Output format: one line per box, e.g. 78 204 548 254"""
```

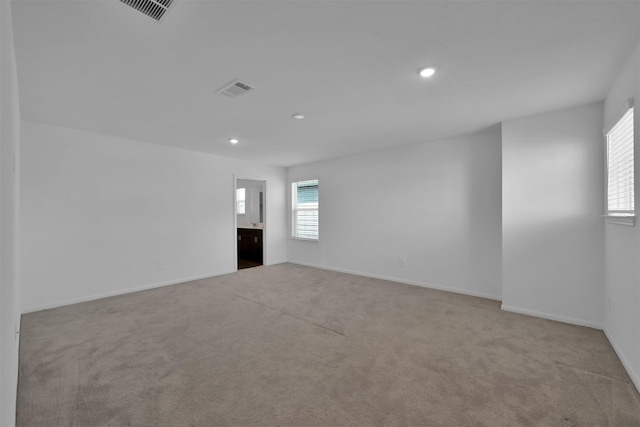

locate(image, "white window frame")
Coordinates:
291 179 319 240
236 187 246 215
604 105 634 226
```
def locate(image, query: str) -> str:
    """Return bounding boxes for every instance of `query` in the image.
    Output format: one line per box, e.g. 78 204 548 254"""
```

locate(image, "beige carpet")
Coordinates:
17 263 640 426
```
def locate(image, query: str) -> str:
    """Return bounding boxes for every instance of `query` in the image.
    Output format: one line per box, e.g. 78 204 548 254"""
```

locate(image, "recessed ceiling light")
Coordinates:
418 66 436 78
292 114 305 120
229 138 239 144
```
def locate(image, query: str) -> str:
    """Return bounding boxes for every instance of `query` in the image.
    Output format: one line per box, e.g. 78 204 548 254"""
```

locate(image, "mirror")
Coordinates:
237 179 265 227
249 188 262 224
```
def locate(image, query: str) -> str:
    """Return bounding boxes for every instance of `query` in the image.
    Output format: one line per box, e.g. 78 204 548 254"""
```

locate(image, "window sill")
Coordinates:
289 237 319 242
602 215 635 226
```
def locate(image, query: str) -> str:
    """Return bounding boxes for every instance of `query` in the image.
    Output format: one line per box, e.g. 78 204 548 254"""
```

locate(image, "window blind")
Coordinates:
607 107 634 215
292 180 318 239
236 188 246 214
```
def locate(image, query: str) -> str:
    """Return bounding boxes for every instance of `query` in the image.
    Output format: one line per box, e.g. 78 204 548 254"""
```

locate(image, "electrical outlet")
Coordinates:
158 261 166 270
399 257 407 268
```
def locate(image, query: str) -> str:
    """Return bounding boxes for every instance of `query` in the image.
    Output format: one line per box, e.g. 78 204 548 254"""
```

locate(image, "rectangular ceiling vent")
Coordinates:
217 80 256 98
120 0 174 21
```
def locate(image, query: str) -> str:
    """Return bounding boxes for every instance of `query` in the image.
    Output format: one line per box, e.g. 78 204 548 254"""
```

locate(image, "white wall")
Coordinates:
1 0 22 425
603 42 640 392
21 121 288 312
288 126 502 300
502 102 605 328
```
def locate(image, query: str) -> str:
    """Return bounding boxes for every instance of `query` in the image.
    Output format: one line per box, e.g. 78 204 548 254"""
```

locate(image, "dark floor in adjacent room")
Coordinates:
238 257 262 270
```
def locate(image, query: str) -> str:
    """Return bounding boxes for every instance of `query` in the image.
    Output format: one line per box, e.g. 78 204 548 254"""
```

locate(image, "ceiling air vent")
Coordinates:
216 80 256 98
120 0 174 21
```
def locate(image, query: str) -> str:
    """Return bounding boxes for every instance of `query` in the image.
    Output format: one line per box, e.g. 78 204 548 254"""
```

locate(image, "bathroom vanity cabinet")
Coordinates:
237 228 263 267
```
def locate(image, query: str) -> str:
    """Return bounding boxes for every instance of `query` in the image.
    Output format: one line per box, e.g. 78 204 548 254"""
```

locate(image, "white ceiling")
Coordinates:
11 0 640 167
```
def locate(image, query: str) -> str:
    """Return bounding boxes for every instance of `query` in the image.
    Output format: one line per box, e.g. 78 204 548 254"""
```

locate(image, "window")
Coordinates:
236 188 246 214
292 179 319 240
606 107 634 221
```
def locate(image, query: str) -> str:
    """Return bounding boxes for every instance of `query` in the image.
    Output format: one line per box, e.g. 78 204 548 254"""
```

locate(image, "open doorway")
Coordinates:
235 177 266 270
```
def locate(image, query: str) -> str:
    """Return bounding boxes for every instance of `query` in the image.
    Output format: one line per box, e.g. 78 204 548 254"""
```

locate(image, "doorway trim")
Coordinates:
233 174 267 271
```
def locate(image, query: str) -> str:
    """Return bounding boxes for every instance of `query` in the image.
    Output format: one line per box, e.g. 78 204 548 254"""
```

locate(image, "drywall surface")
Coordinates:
1 0 22 425
603 43 640 392
21 122 287 312
502 102 604 328
288 126 502 300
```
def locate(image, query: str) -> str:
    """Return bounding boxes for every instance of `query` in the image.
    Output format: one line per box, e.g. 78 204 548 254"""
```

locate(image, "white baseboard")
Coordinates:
21 269 236 314
603 328 640 394
500 304 603 330
288 260 502 301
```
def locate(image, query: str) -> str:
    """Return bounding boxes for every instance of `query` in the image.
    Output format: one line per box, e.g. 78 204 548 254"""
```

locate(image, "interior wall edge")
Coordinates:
21 269 236 314
604 328 640 394
501 304 603 330
1 0 22 425
288 261 502 302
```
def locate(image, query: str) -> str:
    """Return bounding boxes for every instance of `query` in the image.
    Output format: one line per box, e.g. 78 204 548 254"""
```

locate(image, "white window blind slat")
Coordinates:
606 107 634 216
292 179 319 239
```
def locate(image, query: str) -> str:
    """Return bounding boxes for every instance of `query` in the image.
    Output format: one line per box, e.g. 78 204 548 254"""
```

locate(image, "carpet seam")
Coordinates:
232 294 347 337
554 361 630 384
